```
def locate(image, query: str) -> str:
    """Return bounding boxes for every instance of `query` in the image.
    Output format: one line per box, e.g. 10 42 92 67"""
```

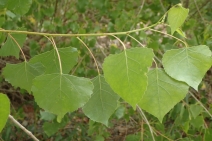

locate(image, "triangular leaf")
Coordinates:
32 74 93 122
2 62 45 92
138 68 189 122
0 34 26 58
103 48 154 108
167 4 189 34
40 111 56 121
83 75 119 126
0 93 10 132
29 47 78 74
189 104 203 119
162 45 212 90
6 0 32 16
43 117 68 137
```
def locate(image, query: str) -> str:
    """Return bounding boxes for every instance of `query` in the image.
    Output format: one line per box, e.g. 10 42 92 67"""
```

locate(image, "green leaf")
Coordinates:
103 48 154 108
167 4 189 34
0 93 10 132
32 74 93 122
2 62 45 92
204 129 212 141
125 134 140 141
43 117 68 137
162 45 212 90
40 111 56 121
6 0 32 16
0 34 26 59
190 115 204 129
138 69 189 122
29 47 78 74
176 28 186 38
182 121 189 133
83 75 119 126
189 104 203 119
115 105 125 119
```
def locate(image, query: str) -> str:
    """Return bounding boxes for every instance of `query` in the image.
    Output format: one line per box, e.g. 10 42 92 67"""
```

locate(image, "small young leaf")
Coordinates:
189 104 203 119
167 4 189 34
32 74 93 122
0 93 10 132
204 129 212 141
138 69 189 122
103 48 154 109
2 62 45 92
162 45 212 90
40 111 56 121
83 75 119 126
6 0 32 16
190 116 204 129
0 34 26 59
43 117 68 137
29 47 78 74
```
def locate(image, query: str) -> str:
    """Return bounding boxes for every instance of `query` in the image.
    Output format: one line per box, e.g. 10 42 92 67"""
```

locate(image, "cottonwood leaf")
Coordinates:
40 111 56 121
6 0 32 15
103 48 154 109
32 74 93 122
43 117 68 137
2 62 45 92
0 93 10 132
83 75 119 126
30 47 78 74
189 104 203 119
168 4 189 34
0 34 26 58
162 45 212 90
138 69 189 122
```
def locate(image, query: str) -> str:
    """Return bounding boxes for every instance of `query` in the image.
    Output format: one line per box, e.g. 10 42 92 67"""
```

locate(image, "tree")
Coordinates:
0 0 212 140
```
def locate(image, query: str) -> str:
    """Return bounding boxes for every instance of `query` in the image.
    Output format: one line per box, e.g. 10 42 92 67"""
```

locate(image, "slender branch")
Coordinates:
126 34 145 47
189 91 212 118
0 23 159 37
110 35 126 50
153 59 158 68
76 37 100 74
193 0 205 24
51 37 63 74
8 115 39 141
137 105 156 141
141 119 143 141
148 28 188 47
124 0 146 42
44 35 63 74
71 55 85 75
159 0 166 13
152 128 174 141
8 34 27 61
54 0 59 17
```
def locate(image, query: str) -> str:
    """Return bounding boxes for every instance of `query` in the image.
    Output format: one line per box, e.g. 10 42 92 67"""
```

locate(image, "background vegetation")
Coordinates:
0 0 212 140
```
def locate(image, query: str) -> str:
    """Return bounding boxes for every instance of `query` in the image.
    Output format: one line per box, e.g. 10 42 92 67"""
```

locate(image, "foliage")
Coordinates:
0 0 212 140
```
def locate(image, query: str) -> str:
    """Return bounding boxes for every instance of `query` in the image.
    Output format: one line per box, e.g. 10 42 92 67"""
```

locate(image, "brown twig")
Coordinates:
9 115 39 141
